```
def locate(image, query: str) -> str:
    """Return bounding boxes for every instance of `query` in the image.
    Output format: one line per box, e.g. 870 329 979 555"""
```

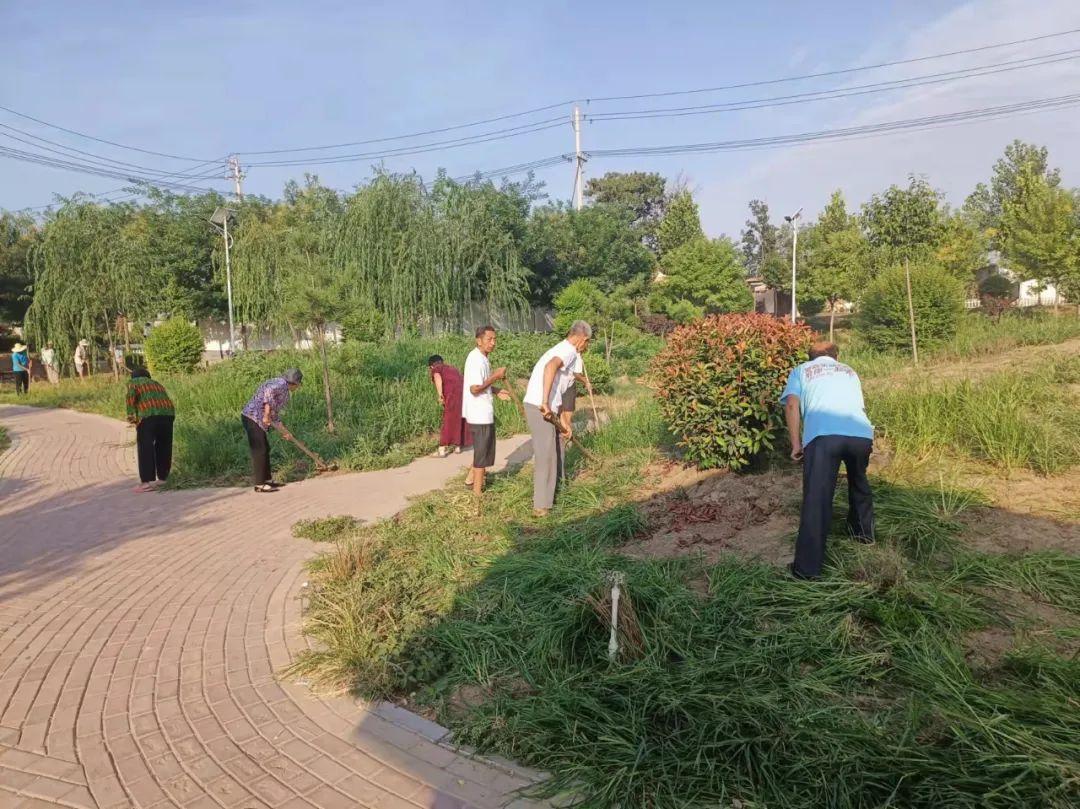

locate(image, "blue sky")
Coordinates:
3 0 1080 234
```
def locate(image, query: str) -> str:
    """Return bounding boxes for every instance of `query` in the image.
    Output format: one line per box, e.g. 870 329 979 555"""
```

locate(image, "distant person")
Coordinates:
522 321 592 517
462 326 510 496
781 341 876 580
428 355 472 457
113 345 124 374
241 368 303 493
41 342 60 385
74 339 90 380
11 342 31 395
126 367 175 493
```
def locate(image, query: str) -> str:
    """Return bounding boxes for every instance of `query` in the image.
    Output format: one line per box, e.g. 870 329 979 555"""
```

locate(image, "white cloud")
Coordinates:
697 0 1080 234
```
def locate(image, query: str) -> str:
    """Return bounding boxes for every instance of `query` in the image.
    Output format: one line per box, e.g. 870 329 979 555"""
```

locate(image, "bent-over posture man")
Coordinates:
462 326 510 497
241 368 303 492
523 320 592 517
781 341 875 579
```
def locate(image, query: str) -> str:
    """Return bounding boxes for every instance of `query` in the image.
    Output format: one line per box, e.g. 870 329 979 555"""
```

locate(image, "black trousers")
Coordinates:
242 416 272 485
136 415 174 483
14 371 29 395
793 435 875 578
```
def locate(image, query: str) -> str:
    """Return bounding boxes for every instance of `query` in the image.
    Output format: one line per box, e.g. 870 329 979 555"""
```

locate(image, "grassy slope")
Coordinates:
295 390 1080 808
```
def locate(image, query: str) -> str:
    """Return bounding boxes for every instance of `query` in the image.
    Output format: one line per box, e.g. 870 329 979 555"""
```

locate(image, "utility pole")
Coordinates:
572 105 585 211
784 208 803 322
228 155 244 202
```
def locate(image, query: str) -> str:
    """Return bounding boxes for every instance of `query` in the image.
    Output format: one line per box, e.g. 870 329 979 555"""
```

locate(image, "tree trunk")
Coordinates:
828 303 836 343
318 326 336 433
104 309 119 380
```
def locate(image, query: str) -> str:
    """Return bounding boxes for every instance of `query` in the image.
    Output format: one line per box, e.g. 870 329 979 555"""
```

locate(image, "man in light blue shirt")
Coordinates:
780 341 875 579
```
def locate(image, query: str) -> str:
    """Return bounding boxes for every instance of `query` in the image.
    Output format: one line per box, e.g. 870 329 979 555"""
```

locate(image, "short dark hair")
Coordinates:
427 355 443 366
809 341 840 360
475 325 495 338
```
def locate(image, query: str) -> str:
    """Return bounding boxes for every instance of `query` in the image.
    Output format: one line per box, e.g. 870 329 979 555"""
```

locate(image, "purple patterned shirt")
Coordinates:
241 377 291 430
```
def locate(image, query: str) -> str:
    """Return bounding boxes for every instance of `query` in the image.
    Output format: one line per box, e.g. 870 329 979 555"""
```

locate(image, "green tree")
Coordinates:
964 140 1060 249
584 171 668 246
802 193 868 340
739 199 780 278
1001 170 1079 311
553 279 602 334
861 175 945 268
522 203 655 303
657 191 704 257
935 214 986 287
0 211 37 323
652 237 752 322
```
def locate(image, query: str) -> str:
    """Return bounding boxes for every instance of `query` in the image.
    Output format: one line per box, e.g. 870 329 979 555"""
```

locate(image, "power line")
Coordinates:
243 118 566 167
588 94 1080 158
586 49 1080 121
0 146 227 195
585 27 1080 102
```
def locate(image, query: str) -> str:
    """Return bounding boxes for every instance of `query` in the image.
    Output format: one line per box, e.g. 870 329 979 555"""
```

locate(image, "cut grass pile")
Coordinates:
0 423 8 454
868 355 1080 475
294 400 1080 808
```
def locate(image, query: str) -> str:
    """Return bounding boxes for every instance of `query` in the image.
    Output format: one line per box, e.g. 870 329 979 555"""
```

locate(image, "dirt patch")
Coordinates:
964 627 1015 670
622 464 800 566
960 505 1080 556
964 587 1080 670
975 468 1080 523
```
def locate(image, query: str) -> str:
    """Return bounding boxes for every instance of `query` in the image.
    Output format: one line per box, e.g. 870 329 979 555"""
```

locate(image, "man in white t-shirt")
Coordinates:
462 325 510 497
522 320 592 516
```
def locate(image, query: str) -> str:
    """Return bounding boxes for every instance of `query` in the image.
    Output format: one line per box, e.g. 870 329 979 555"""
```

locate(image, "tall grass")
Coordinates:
295 399 1080 808
869 356 1080 474
843 310 1080 378
2 332 642 486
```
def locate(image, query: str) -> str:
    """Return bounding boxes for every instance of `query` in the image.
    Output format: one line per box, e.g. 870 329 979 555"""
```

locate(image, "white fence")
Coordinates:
965 293 1065 310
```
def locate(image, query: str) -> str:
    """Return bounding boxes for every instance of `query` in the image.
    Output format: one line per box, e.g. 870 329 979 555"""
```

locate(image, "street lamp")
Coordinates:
784 207 803 323
209 207 237 355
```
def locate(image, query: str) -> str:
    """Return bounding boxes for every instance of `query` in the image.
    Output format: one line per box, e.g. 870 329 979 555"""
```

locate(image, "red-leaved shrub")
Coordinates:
652 313 812 469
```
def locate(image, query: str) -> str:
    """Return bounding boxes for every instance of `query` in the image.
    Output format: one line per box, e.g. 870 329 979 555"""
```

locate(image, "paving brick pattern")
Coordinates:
0 405 544 809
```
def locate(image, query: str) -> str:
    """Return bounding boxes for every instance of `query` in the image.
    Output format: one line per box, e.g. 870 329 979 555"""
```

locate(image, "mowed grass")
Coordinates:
868 355 1080 475
294 400 1080 808
0 332 655 487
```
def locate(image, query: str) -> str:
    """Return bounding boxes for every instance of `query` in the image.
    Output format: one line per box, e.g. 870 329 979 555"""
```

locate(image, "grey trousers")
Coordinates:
526 404 563 510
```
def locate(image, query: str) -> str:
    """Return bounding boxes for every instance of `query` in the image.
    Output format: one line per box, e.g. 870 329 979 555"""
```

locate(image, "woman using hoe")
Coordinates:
241 368 303 493
126 366 176 492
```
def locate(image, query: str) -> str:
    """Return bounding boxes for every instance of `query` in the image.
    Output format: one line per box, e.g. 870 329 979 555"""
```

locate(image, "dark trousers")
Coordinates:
793 435 875 578
242 416 272 485
136 415 174 483
14 371 29 395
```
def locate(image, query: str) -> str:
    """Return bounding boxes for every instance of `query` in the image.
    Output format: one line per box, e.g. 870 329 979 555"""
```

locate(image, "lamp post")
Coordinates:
209 207 237 355
784 207 803 322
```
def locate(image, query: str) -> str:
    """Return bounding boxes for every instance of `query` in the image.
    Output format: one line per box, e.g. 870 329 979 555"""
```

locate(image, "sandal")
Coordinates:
254 484 277 493
133 483 154 493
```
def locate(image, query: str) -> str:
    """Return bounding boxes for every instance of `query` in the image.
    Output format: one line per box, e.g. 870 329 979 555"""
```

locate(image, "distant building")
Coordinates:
974 251 1065 307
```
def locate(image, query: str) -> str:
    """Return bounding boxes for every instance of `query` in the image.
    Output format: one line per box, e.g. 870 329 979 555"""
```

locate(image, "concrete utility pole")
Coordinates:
228 155 244 202
572 105 585 211
785 208 803 322
210 207 237 355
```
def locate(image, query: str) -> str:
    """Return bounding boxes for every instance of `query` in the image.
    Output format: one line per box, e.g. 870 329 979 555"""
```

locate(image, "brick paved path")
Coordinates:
0 406 542 809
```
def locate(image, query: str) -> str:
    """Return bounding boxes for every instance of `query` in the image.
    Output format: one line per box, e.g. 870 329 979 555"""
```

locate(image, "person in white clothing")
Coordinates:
462 325 510 497
74 339 90 380
41 342 60 385
522 320 592 516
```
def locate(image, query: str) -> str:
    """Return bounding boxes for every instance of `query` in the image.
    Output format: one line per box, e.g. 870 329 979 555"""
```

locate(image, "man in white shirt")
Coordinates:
41 342 60 385
523 320 592 516
462 325 510 497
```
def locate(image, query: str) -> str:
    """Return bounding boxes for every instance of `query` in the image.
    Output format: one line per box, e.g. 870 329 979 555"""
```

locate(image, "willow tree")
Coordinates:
26 199 163 372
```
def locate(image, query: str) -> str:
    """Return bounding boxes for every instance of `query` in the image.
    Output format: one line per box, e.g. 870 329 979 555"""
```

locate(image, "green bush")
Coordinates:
143 318 205 374
339 300 389 343
577 352 612 394
857 263 964 353
553 279 602 335
652 312 812 469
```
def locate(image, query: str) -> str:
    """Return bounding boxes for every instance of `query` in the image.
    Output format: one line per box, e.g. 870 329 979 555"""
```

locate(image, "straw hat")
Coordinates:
79 339 89 346
12 342 26 352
